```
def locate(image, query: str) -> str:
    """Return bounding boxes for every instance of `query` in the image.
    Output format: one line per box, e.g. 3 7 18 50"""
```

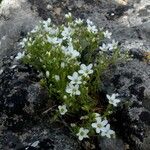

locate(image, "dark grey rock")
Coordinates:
0 0 40 67
0 0 150 149
84 0 150 52
101 58 150 150
99 137 125 150
0 0 150 64
0 123 80 150
139 21 150 40
0 57 80 150
0 57 49 131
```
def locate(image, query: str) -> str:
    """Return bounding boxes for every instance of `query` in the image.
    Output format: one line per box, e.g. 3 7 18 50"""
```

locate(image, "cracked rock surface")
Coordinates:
0 57 81 150
101 55 150 150
0 0 40 67
0 0 150 64
0 0 150 150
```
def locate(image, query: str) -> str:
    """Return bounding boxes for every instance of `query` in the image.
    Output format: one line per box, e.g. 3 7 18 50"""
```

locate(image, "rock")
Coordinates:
101 57 150 150
0 57 49 131
0 0 150 149
0 123 80 150
129 48 144 61
140 21 150 40
0 0 40 67
0 57 81 150
99 137 125 150
0 0 150 62
82 0 150 52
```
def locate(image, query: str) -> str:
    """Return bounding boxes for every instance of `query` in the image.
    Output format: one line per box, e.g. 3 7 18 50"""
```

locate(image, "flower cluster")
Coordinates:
91 115 115 138
86 19 98 34
66 64 93 97
18 12 129 141
99 40 118 52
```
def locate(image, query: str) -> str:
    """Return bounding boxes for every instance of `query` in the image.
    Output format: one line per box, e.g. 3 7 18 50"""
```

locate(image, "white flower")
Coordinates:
101 124 115 138
103 30 112 39
45 26 58 34
87 25 98 34
50 28 59 35
65 12 72 18
61 27 72 40
46 71 50 78
20 38 27 48
78 64 93 77
75 18 83 25
86 19 93 26
58 104 68 115
76 127 89 141
106 93 120 107
47 36 62 44
46 18 51 24
91 117 108 133
108 39 118 50
66 83 80 96
43 19 53 33
31 26 39 33
99 40 118 52
43 18 51 27
68 72 82 85
67 45 80 58
99 43 109 52
15 51 25 60
70 50 80 58
54 75 60 81
62 44 80 59
86 19 98 33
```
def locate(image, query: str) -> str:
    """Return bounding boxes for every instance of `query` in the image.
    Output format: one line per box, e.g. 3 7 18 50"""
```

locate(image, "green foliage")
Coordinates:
19 13 129 141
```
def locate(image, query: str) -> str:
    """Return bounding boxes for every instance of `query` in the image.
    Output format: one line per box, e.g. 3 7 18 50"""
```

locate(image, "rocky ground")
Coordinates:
0 0 150 149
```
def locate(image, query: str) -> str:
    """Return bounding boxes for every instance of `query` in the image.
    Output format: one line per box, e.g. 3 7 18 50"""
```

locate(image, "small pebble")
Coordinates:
47 4 52 10
0 69 3 75
10 65 17 69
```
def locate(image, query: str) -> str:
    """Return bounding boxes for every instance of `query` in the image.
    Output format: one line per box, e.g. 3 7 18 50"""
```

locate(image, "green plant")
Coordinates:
16 13 129 141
